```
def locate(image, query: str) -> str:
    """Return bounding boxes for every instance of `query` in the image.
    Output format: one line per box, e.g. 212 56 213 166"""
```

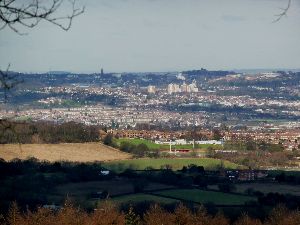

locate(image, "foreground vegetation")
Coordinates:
2 202 300 225
1 158 300 223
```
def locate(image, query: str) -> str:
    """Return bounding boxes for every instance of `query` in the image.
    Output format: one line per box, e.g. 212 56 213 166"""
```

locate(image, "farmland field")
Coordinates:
115 138 222 150
112 193 178 204
47 179 175 208
208 183 300 196
0 143 131 162
154 189 256 205
51 179 174 198
103 158 241 172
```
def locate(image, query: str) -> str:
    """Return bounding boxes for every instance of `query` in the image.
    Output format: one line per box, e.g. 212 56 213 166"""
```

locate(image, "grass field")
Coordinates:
115 138 222 150
103 158 241 172
112 193 179 204
154 189 256 205
0 143 131 162
267 170 300 177
47 179 175 208
51 180 173 198
208 183 300 196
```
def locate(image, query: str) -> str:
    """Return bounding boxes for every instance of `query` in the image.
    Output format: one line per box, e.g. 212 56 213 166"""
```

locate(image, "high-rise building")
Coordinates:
181 82 188 92
101 68 104 75
168 83 177 94
147 85 156 94
168 81 198 94
189 80 198 92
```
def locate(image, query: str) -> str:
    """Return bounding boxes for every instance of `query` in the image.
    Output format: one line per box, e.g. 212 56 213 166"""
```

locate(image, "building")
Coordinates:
189 80 199 92
181 82 188 93
224 170 268 181
168 81 198 94
147 85 156 94
167 83 180 94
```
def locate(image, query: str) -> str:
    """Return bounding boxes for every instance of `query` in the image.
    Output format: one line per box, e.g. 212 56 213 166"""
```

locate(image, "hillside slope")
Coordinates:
0 142 131 162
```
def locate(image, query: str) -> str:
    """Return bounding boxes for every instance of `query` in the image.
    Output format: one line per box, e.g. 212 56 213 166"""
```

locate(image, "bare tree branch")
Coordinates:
0 0 84 34
0 66 23 147
0 65 22 104
273 0 292 23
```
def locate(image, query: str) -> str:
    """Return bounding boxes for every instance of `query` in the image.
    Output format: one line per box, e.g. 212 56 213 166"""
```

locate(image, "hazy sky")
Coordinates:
1 0 300 73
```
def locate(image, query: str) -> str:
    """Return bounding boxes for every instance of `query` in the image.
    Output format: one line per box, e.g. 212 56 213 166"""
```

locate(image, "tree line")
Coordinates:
0 121 99 144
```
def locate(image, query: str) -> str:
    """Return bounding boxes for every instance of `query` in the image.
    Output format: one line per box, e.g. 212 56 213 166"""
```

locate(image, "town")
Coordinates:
1 69 299 153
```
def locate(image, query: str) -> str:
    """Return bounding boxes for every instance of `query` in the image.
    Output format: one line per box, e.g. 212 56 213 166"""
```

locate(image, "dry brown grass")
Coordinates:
0 142 131 162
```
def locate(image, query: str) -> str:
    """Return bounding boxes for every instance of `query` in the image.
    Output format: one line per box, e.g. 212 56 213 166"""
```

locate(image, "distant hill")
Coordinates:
47 71 71 75
182 68 235 78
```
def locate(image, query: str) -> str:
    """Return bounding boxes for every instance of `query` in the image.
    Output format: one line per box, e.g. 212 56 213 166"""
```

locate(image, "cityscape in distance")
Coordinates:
1 0 300 224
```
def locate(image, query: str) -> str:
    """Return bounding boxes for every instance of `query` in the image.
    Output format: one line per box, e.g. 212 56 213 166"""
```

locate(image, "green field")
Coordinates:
47 180 174 208
267 170 300 177
217 182 300 196
154 189 256 205
115 138 222 150
112 193 178 204
103 158 241 172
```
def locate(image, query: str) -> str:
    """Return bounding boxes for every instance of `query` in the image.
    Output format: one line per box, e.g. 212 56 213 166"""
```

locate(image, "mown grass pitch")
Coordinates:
154 189 256 205
103 158 241 172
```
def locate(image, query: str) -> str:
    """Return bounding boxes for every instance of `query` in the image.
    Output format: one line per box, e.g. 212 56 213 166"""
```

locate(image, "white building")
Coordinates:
168 81 198 94
147 85 156 94
167 83 180 94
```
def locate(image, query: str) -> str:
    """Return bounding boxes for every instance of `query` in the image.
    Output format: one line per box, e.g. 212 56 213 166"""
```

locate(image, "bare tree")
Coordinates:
0 0 84 144
0 65 22 104
273 0 292 22
0 0 84 34
0 64 23 144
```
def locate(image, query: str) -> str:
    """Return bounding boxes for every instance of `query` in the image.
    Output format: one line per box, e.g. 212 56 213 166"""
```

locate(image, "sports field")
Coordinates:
115 138 222 150
103 158 241 172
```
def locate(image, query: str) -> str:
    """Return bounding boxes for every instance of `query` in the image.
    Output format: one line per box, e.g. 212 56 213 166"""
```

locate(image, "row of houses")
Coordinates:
112 129 186 140
222 170 268 181
224 131 300 144
112 129 217 140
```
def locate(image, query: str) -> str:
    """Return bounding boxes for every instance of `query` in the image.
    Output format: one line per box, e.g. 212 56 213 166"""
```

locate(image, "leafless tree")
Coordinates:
273 0 292 22
0 0 84 144
0 67 22 145
0 65 23 144
0 0 84 34
0 64 22 104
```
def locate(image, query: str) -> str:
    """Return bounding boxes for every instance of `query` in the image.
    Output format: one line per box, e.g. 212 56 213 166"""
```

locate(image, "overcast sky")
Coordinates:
1 0 300 73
